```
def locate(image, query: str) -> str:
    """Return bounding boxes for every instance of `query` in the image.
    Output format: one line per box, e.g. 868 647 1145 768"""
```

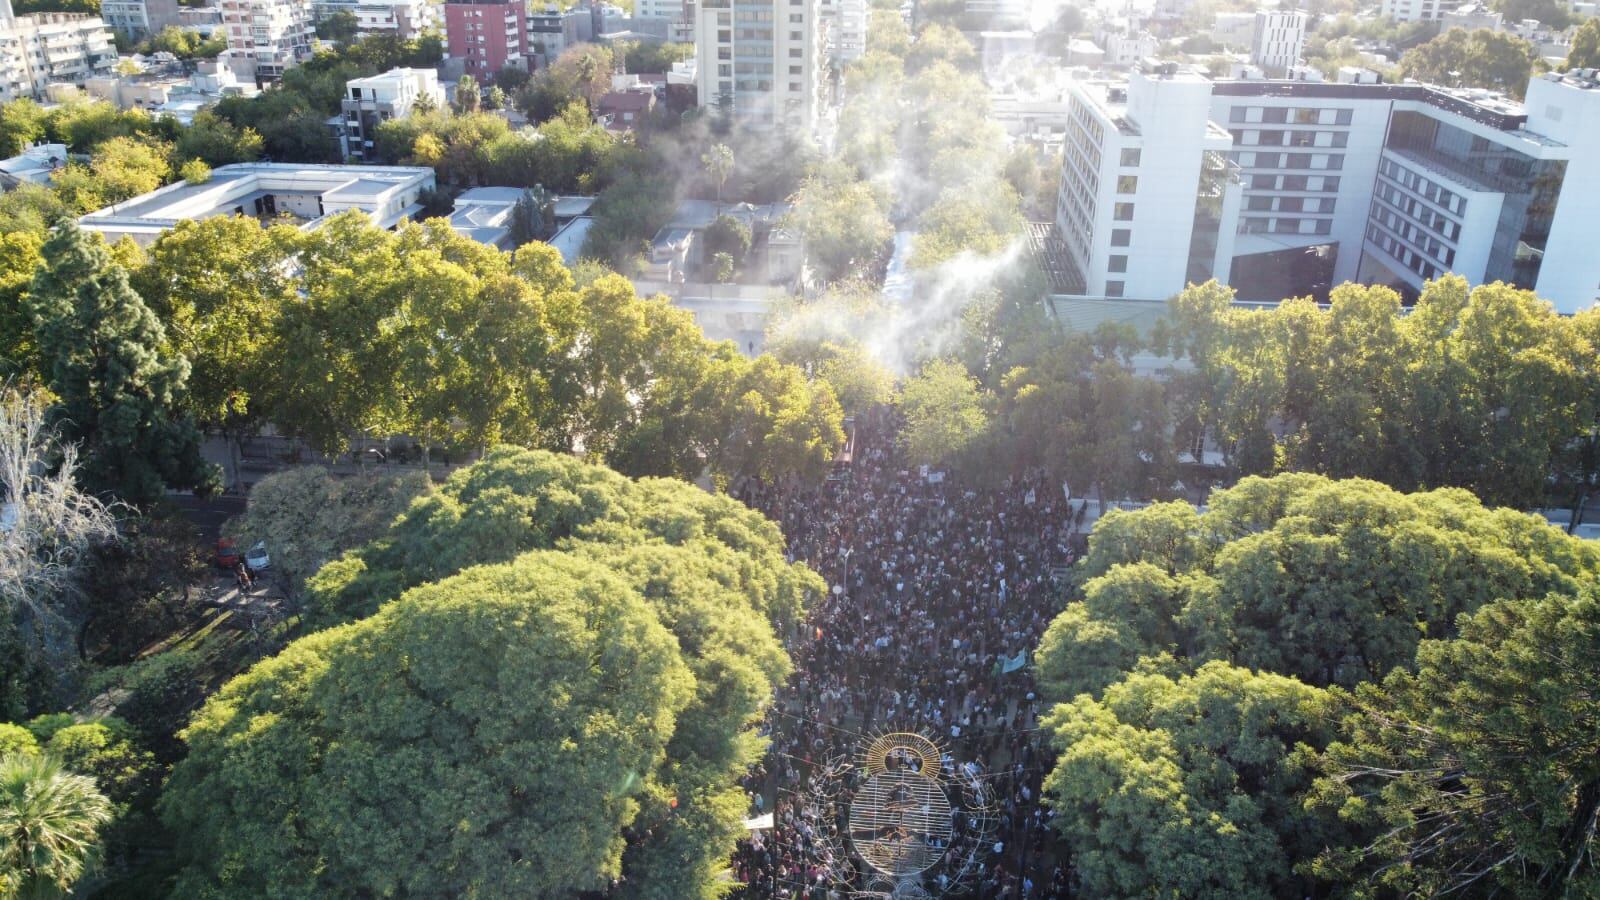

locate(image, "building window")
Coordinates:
1113 202 1133 220
1120 148 1140 166
1335 108 1353 125
1229 106 1247 122
1116 175 1137 194
1105 280 1125 297
1262 107 1287 124
1111 228 1131 247
1108 254 1128 273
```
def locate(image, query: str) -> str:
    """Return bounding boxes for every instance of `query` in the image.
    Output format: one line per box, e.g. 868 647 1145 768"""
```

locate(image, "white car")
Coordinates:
245 541 270 573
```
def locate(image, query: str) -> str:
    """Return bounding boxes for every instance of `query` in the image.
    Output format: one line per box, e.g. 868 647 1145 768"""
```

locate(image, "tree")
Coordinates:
84 135 172 205
0 232 43 380
135 216 295 486
1039 474 1600 701
1569 17 1600 69
177 158 210 184
167 448 822 898
1313 586 1600 896
230 466 431 601
45 720 158 809
454 74 481 114
0 100 49 158
509 184 555 246
702 215 752 266
0 389 117 719
791 164 893 284
27 222 217 503
173 110 263 166
1398 27 1538 97
701 142 734 205
314 8 358 42
1493 0 1570 27
1042 662 1346 899
0 753 113 898
898 358 989 466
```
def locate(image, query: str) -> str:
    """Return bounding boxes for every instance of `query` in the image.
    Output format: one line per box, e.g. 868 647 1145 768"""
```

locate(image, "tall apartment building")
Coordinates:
526 4 592 58
220 0 314 82
695 0 824 132
1250 9 1305 76
445 0 526 76
1052 63 1600 314
0 1 116 101
100 0 181 39
1380 0 1443 22
339 66 442 158
818 0 863 63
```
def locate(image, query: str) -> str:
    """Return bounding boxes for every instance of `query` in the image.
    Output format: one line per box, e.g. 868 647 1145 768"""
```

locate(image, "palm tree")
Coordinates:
701 143 735 209
0 753 113 899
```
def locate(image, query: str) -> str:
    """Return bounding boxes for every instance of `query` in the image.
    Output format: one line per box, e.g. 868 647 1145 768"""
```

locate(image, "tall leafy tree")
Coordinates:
26 223 216 503
1398 28 1539 98
898 358 990 466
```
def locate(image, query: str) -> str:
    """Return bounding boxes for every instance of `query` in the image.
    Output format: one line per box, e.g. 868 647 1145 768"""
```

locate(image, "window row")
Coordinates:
1240 217 1334 236
1247 173 1341 192
1374 183 1461 241
1228 105 1353 126
1245 195 1335 213
1379 158 1466 215
1231 129 1349 150
1367 225 1442 281
1233 150 1347 170
1370 207 1456 267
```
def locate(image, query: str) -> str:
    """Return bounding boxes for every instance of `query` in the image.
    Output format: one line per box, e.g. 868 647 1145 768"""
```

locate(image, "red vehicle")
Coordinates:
215 538 242 569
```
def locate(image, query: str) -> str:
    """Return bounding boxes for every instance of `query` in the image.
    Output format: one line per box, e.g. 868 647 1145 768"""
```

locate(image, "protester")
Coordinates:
731 407 1078 898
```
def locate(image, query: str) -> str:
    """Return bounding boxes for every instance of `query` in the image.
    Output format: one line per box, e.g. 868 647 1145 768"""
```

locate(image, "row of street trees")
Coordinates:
888 277 1600 521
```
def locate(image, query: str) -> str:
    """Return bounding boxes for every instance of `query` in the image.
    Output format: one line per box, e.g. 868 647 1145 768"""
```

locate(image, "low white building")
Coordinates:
1380 0 1444 22
79 162 436 245
338 67 442 159
314 0 431 38
0 141 65 186
445 186 595 250
0 2 117 101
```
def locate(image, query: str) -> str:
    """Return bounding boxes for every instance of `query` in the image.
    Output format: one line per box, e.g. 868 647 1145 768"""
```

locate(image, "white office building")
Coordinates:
0 1 116 101
338 67 442 159
79 162 436 245
220 0 314 82
1380 0 1443 22
695 0 824 132
1250 9 1305 76
1057 66 1241 299
1051 63 1600 314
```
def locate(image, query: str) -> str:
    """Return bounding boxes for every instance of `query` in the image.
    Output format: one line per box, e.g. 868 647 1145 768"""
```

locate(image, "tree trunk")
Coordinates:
1552 777 1600 897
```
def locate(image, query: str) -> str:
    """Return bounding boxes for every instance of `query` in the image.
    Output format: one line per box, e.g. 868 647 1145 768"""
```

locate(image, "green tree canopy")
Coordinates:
1040 474 1600 700
0 752 113 898
897 358 990 466
26 223 216 503
1042 662 1346 899
1313 585 1600 896
1399 27 1539 97
166 448 823 898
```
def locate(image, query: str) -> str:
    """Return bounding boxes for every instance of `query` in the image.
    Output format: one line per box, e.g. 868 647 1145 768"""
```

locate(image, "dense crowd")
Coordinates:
732 409 1083 898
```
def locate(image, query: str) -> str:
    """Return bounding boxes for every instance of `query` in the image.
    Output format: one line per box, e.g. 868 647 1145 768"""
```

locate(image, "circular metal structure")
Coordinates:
848 734 955 877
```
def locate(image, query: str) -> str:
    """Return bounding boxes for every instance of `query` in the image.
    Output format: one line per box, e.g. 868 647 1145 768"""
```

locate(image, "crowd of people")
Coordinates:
731 408 1084 898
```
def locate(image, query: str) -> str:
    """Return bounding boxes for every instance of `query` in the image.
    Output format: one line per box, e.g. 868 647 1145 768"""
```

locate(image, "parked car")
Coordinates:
215 538 241 569
245 541 270 574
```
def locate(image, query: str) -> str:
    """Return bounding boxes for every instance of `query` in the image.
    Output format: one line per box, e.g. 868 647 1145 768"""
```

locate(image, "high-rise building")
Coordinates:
445 0 526 77
220 0 314 82
1051 63 1600 314
818 0 863 63
695 0 824 132
1249 9 1305 76
0 1 117 101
